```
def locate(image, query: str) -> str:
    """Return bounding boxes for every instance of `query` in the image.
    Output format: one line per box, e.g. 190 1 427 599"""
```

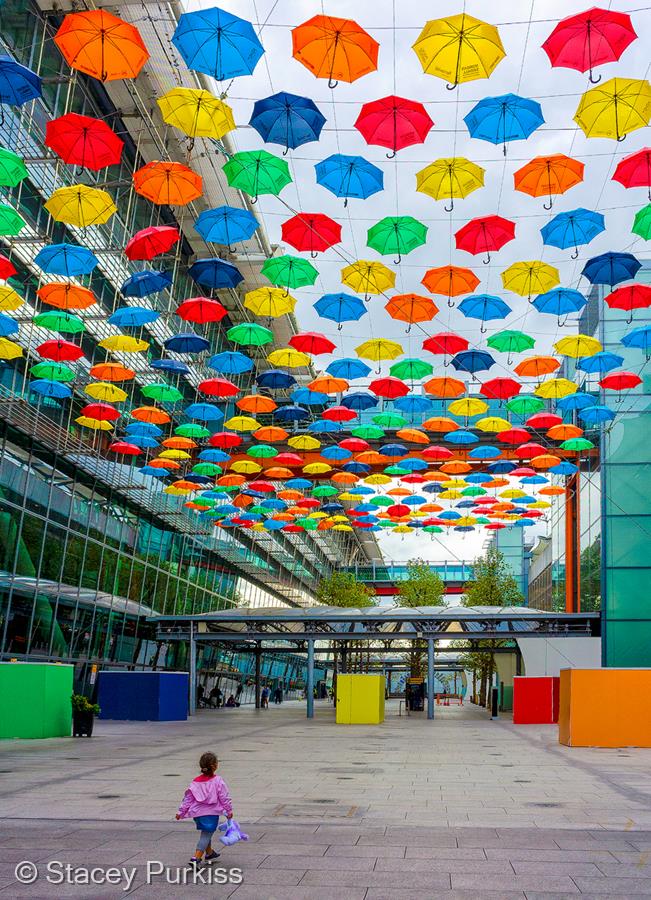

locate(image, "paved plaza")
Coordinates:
1 700 651 898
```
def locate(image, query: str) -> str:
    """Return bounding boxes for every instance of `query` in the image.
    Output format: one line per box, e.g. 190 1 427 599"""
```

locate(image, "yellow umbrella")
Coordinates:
158 448 191 460
341 259 396 297
337 491 358 502
364 474 391 485
501 261 560 298
76 416 113 431
0 286 23 311
303 462 332 475
441 479 467 489
45 185 116 227
438 489 463 499
476 416 511 432
456 516 477 527
267 347 310 368
164 485 192 496
535 378 578 399
554 334 602 358
574 78 651 141
500 489 526 499
224 415 260 432
98 335 149 353
416 158 484 210
412 14 505 89
448 397 488 417
288 435 320 451
355 338 403 364
157 88 236 140
244 287 296 318
392 525 413 534
0 338 22 359
528 500 551 509
84 382 128 402
230 459 262 474
333 524 353 532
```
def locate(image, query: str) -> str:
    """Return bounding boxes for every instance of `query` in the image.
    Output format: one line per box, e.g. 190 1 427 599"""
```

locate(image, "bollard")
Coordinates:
490 686 499 720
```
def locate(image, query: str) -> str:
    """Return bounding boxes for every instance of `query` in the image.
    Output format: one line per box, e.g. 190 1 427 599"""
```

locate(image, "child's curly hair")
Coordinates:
199 752 217 776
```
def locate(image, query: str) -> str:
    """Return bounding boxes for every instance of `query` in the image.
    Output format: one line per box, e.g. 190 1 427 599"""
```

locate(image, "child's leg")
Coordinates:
195 830 213 857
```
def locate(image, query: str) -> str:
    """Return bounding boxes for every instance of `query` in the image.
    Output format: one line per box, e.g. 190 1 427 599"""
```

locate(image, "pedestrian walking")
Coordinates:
176 751 233 865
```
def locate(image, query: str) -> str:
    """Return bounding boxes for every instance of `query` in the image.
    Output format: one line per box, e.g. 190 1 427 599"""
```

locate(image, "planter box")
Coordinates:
98 671 188 721
336 675 385 724
512 676 560 724
559 668 651 747
0 662 73 739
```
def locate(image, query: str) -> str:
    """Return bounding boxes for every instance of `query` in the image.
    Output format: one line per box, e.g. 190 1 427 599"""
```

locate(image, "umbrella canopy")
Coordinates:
120 269 171 298
367 215 427 264
389 358 433 381
0 205 25 236
0 285 23 311
354 95 434 156
543 8 637 82
0 56 41 106
164 332 210 354
133 160 202 205
315 154 383 205
532 288 587 320
541 208 605 257
385 294 438 330
45 113 123 170
451 349 496 375
208 351 253 374
171 6 264 80
292 15 379 87
416 158 484 210
0 312 18 337
223 150 291 201
0 338 22 360
455 215 515 263
194 206 259 247
314 292 366 327
501 260 560 298
157 88 235 140
108 306 160 328
487 330 536 361
0 148 28 187
513 154 584 209
37 283 96 310
0 255 17 280
54 9 149 81
341 260 396 297
422 333 469 358
582 251 641 287
261 254 318 290
250 92 325 152
177 297 227 324
267 348 310 369
621 324 651 358
290 332 336 355
412 13 505 89
554 334 603 358
45 185 116 227
281 213 341 257
458 294 511 330
34 310 85 334
606 284 651 324
613 148 651 200
189 258 243 290
125 225 179 261
576 351 624 375
244 287 296 318
574 77 651 141
37 339 85 362
464 94 544 154
228 323 274 346
355 338 403 363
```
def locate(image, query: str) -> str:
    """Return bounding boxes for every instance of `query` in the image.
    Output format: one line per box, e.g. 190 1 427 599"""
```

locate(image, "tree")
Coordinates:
462 546 524 608
315 571 376 608
397 559 445 608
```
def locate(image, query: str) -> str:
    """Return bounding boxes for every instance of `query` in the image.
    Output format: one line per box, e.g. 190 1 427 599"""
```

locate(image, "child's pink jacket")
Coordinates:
177 774 233 819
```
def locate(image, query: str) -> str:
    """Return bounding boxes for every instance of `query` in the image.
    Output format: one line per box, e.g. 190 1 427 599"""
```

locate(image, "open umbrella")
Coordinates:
621 324 651 359
158 88 235 140
261 255 318 291
45 185 116 227
290 332 336 355
108 306 160 328
281 213 341 257
606 284 651 323
541 208 605 258
574 78 651 141
250 92 325 153
514 154 584 209
582 251 641 287
421 265 479 308
354 95 433 157
451 349 495 376
412 13 505 90
223 150 291 202
188 258 243 290
501 260 559 299
487 330 535 363
54 9 149 82
120 269 171 298
385 294 438 331
532 288 587 323
125 226 179 261
356 338 403 372
34 310 85 334
341 260 395 298
389 358 433 381
422 333 469 364
37 283 96 310
543 8 637 83
315 154 383 206
227 322 273 347
164 333 209 354
554 334 602 358
244 287 296 318
177 297 227 324
194 206 258 249
314 292 366 328
416 158 484 210
133 160 202 205
0 205 25 236
0 255 17 280
0 285 22 311
459 294 511 331
0 148 27 187
292 15 379 88
171 6 264 81
0 56 41 109
464 94 544 154
367 215 427 264
613 148 651 200
455 215 514 263
45 113 123 170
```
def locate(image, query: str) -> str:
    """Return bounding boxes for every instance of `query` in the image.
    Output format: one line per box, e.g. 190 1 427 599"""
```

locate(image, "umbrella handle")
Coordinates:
386 150 396 159
447 298 454 308
338 323 343 332
393 254 402 265
328 78 339 89
406 324 411 334
617 134 626 143
343 198 348 209
445 82 457 91
571 247 579 259
250 196 258 204
444 200 454 212
375 364 382 375
483 253 490 265
627 312 633 325
282 147 289 156
228 245 236 254
311 250 318 259
480 324 487 334
589 69 601 84
543 197 553 211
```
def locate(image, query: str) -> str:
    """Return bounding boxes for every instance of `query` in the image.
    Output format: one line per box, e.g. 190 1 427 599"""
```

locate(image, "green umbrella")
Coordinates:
30 361 76 382
474 516 490 524
193 495 216 506
378 520 395 528
142 383 184 403
247 444 278 458
312 484 338 497
295 517 318 530
462 486 486 496
373 411 407 428
261 254 318 290
352 424 385 440
506 394 545 416
370 495 393 507
249 504 268 514
176 423 211 438
367 215 428 263
560 437 594 451
0 204 26 236
632 203 651 240
389 357 433 380
227 322 274 346
487 329 535 363
192 462 222 476
0 148 28 188
223 150 292 201
384 464 410 475
221 483 242 493
33 310 86 334
423 525 443 533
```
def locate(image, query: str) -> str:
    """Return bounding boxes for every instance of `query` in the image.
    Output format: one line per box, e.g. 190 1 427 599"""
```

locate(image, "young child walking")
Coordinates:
176 751 233 865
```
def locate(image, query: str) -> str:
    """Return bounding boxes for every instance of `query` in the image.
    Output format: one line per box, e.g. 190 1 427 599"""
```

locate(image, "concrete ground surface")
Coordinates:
1 699 651 899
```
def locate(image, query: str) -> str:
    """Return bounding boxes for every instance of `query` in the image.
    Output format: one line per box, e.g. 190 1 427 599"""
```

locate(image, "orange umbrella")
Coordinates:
233 494 254 509
489 478 510 489
237 394 277 414
546 423 583 440
148 458 180 470
421 503 443 513
254 426 289 443
385 293 439 330
514 154 584 209
531 454 561 469
263 466 294 479
355 451 386 465
387 487 411 496
133 161 202 206
278 489 304 501
423 376 466 398
131 406 170 424
217 474 246 488
440 461 471 474
292 15 379 87
423 471 451 482
422 416 459 431
514 355 560 378
396 428 429 444
90 362 135 382
163 437 197 450
539 486 566 496
308 375 349 394
332 472 359 484
54 10 149 82
421 265 480 306
37 283 96 310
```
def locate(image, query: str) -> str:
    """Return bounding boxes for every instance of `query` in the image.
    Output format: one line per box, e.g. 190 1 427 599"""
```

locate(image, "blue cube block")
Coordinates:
98 671 188 721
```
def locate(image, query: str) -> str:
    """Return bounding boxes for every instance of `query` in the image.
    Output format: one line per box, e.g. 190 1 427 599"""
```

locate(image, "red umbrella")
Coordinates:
499 427 531 445
479 377 521 400
0 255 17 280
274 452 304 467
422 446 453 461
369 376 409 399
322 405 357 422
198 378 239 397
510 467 536 476
388 503 410 517
281 213 342 257
605 283 651 324
297 497 321 508
209 432 242 449
37 339 84 361
516 442 547 459
80 402 120 421
612 147 651 200
176 297 227 323
455 215 515 264
485 523 506 530
542 8 637 84
248 480 276 493
600 371 641 391
45 113 124 170
340 437 369 451
526 412 563 429
422 332 469 359
289 332 336 355
125 225 179 260
354 95 434 158
108 441 142 455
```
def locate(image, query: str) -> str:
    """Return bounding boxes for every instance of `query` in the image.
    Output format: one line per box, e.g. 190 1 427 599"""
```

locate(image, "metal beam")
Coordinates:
306 639 314 720
427 638 435 721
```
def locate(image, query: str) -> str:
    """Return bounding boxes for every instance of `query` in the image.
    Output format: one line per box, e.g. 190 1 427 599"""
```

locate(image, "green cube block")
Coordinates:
0 662 73 739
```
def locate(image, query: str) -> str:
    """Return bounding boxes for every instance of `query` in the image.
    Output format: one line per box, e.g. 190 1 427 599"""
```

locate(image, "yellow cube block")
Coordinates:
336 674 385 724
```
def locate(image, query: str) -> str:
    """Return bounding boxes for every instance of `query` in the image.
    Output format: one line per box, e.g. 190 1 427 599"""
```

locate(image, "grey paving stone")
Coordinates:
451 874 580 892
260 854 374 871
228 887 367 900
366 893 525 900
324 844 406 858
404 846 488 860
299 869 452 888
374 856 513 873
572 876 651 894
485 848 618 863
511 860 602 875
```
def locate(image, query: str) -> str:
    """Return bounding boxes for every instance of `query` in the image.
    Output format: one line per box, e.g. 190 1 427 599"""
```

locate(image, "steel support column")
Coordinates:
565 472 581 613
189 621 196 716
307 638 314 719
427 638 435 721
254 643 261 709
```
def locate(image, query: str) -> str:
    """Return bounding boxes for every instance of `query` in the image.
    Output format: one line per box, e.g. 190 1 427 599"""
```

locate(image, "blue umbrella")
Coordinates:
109 306 161 327
622 323 651 359
189 258 243 290
0 56 41 107
348 486 374 495
458 294 511 331
315 154 384 206
286 478 312 490
126 435 160 449
171 7 264 81
582 252 641 287
399 458 428 471
308 419 342 432
164 332 210 353
445 429 478 444
256 369 296 390
141 465 169 477
469 445 501 459
551 461 579 477
341 391 378 411
466 472 492 482
578 405 615 425
464 94 544 154
250 92 325 152
322 502 345 513
194 206 259 249
514 519 535 527
321 445 352 460
342 462 370 474
394 395 433 414
292 387 328 405
126 422 163 436
532 288 587 321
185 402 224 420
451 349 496 375
403 494 426 505
264 519 287 531
487 460 517 474
521 475 548 484
151 359 190 375
380 443 407 457
199 451 230 464
541 208 605 258
314 292 366 328
274 404 309 422
576 351 624 375
439 510 461 520
208 351 253 374
326 358 371 379
422 483 443 494
120 270 172 298
260 498 287 510
0 312 17 337
556 392 596 411
30 379 71 399
34 243 98 276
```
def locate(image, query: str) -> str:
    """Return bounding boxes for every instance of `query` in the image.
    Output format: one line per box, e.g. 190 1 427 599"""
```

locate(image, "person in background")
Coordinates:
176 751 233 866
260 685 270 709
225 694 236 707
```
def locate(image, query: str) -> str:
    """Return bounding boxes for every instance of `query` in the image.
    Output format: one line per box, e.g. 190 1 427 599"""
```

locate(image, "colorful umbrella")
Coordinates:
194 206 258 248
356 339 403 371
554 334 602 358
45 185 116 227
315 154 383 206
541 208 605 258
177 297 227 324
632 203 651 240
513 154 584 209
354 95 434 157
125 225 179 261
0 286 23 312
0 338 22 360
250 92 325 153
0 312 18 337
223 150 291 202
487 330 535 363
290 333 336 355
341 260 395 298
188 258 243 290
412 14 505 90
367 216 427 264
416 158 484 210
582 251 641 287
37 283 96 310
0 148 27 187
133 160 202 206
451 349 496 375
600 371 641 391
543 8 637 83
34 310 85 334
455 215 515 263
0 56 41 107
244 287 296 318
606 284 651 323
459 294 511 331
421 265 479 308
574 78 651 141
171 6 264 81
157 88 235 140
45 113 123 171
464 94 544 154
480 378 521 401
385 294 438 331
532 288 587 322
37 338 85 362
613 148 651 200
54 9 149 82
120 269 171 298
267 348 311 369
108 306 160 328
576 351 624 375
0 255 17 280
281 213 342 257
422 333 469 363
0 205 26 236
389 358 433 381
314 292 366 328
621 324 651 359
262 255 318 291
501 260 560 299
292 15 379 88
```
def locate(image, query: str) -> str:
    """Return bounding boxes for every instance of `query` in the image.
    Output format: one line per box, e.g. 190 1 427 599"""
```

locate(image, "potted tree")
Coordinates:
71 694 100 737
